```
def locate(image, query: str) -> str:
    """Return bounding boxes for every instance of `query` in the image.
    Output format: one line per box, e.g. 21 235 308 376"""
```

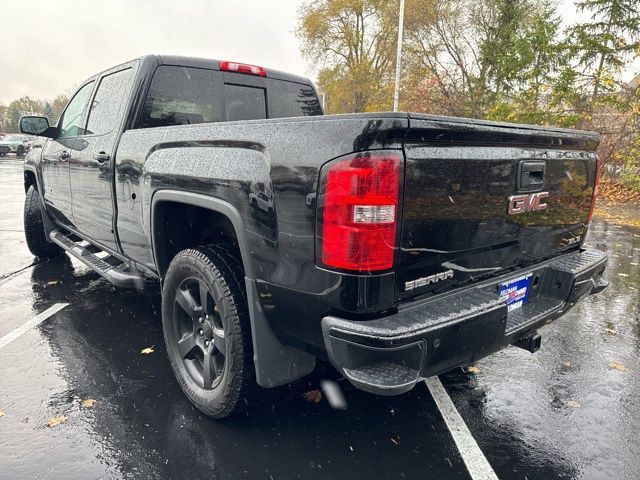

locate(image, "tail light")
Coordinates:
586 155 601 224
219 61 266 77
316 151 401 272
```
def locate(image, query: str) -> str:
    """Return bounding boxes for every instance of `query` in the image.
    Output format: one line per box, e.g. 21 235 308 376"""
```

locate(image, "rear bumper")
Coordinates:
322 248 607 396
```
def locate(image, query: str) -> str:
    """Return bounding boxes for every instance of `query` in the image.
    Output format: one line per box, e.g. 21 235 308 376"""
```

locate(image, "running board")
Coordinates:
49 229 145 289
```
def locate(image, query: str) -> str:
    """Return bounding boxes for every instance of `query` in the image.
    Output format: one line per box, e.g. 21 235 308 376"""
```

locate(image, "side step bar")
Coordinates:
49 229 145 289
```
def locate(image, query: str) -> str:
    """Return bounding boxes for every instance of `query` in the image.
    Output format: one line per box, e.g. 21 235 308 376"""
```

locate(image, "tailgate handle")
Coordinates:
518 161 546 191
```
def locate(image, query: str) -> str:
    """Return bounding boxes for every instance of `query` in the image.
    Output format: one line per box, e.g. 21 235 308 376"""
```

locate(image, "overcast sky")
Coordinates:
0 0 638 105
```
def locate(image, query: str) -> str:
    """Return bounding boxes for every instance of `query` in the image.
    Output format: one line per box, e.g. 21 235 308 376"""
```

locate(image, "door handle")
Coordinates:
59 151 70 160
518 160 546 192
94 152 110 163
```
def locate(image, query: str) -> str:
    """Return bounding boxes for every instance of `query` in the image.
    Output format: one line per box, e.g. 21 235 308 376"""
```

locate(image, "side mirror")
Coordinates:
19 116 54 137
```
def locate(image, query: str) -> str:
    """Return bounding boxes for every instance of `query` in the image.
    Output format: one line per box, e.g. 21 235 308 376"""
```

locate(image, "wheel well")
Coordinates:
24 170 37 193
153 201 243 278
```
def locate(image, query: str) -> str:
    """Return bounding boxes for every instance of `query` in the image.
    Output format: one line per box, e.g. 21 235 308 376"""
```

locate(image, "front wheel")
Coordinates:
16 145 25 156
161 246 255 418
23 186 62 260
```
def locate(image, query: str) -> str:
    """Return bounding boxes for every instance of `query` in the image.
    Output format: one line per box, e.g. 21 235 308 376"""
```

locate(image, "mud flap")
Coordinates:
39 197 57 243
245 278 315 387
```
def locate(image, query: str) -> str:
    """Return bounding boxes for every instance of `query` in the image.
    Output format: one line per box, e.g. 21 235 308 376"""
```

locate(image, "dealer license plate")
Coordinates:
498 273 533 312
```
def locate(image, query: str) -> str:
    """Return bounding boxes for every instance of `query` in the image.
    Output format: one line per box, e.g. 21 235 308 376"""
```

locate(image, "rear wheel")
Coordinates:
23 186 62 260
162 246 255 418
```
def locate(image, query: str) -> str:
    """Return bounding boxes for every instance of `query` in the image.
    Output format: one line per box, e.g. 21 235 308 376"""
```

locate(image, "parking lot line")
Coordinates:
425 377 499 480
0 303 69 350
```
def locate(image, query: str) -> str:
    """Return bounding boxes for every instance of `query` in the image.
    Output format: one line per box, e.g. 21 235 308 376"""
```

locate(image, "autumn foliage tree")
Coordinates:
0 93 69 133
297 0 400 112
298 0 640 192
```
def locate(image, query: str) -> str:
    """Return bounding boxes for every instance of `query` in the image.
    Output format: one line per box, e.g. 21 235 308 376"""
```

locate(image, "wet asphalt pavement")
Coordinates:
0 157 639 480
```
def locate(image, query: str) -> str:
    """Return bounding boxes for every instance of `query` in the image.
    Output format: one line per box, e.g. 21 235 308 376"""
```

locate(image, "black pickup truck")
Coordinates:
20 55 607 418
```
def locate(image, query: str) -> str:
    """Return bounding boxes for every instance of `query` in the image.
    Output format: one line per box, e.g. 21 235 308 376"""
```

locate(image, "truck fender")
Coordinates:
150 190 254 278
150 190 315 387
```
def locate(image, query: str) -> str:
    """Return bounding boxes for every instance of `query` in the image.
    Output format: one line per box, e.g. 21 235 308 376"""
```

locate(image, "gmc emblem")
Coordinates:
508 192 549 214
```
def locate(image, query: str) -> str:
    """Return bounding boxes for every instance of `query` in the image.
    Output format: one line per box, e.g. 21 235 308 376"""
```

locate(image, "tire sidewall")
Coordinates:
162 250 241 416
24 186 61 259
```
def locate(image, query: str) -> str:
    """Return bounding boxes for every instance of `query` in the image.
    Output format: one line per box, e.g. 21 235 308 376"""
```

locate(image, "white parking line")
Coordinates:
0 303 69 350
425 376 499 480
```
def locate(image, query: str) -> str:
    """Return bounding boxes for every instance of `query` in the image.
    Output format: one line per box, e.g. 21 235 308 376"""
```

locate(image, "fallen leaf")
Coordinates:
46 415 67 427
304 389 322 403
46 280 61 286
630 262 639 266
0 410 5 417
562 362 572 368
466 366 480 374
81 399 97 409
140 346 155 354
605 328 617 335
390 436 400 445
609 361 629 372
564 400 581 408
618 273 629 277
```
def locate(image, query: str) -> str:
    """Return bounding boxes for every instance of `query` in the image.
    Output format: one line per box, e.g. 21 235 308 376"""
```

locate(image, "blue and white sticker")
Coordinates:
498 273 533 312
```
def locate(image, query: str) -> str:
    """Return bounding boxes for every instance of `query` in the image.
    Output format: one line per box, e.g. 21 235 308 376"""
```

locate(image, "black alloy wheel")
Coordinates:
162 246 255 418
172 275 227 389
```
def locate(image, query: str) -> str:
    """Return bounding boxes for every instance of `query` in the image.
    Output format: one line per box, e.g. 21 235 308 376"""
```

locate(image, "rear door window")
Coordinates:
86 68 134 135
223 84 266 121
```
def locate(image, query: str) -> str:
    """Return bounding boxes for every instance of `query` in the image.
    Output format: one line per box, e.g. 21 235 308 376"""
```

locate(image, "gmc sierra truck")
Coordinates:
20 55 607 418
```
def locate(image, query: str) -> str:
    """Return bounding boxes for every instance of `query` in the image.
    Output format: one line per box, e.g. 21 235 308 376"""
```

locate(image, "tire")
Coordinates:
162 246 255 418
16 145 25 156
23 186 62 260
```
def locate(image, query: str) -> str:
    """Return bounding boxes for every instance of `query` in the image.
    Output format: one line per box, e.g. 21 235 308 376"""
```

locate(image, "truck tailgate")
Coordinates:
397 115 599 301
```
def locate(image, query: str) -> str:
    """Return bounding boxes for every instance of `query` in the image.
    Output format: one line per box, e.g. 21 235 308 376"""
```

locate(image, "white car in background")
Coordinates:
0 134 35 157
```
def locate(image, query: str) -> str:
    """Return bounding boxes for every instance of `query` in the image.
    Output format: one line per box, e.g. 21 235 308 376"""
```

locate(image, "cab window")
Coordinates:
224 83 266 121
58 82 94 138
138 66 223 128
86 68 134 135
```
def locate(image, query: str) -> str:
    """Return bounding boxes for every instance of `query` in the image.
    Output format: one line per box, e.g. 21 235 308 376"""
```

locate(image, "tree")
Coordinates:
402 0 484 116
50 94 70 124
0 93 69 132
0 104 7 132
402 0 560 118
4 97 44 133
297 0 400 112
569 0 640 105
296 0 640 193
43 101 54 123
485 3 580 126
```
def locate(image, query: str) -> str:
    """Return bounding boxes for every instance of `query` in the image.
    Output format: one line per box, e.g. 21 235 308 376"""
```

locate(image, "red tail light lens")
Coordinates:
219 61 266 77
587 155 601 224
317 152 401 272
